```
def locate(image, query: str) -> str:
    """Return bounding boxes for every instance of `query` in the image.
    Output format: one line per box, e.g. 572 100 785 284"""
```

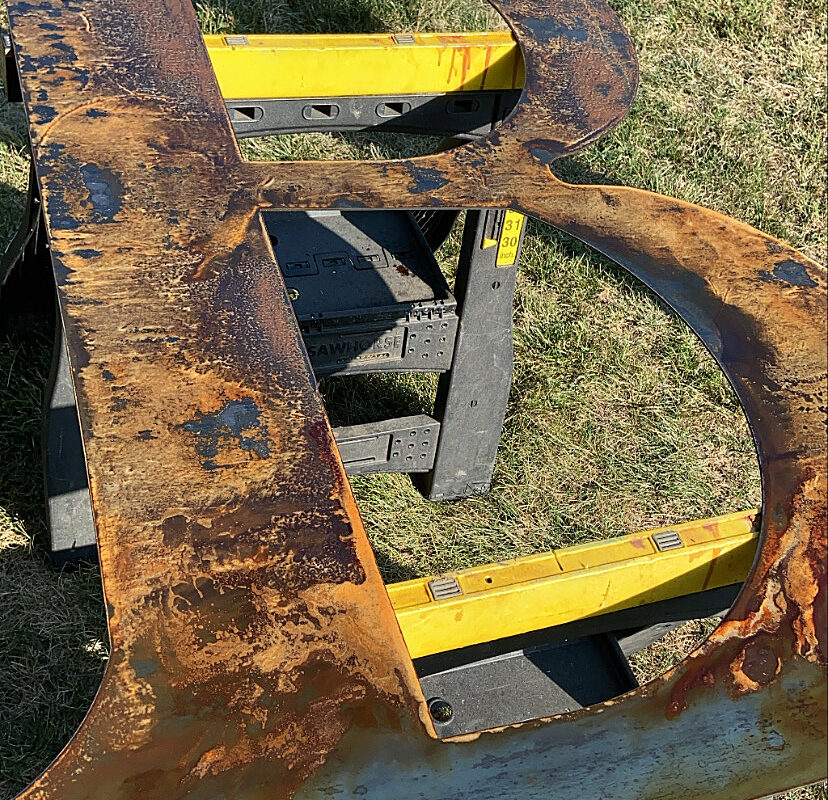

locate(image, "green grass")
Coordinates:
0 0 826 796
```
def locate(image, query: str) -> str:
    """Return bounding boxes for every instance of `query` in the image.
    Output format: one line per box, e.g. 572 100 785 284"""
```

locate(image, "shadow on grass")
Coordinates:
0 548 106 799
551 155 629 188
197 0 393 34
0 325 107 798
371 548 426 583
0 179 27 254
320 371 437 427
0 326 52 533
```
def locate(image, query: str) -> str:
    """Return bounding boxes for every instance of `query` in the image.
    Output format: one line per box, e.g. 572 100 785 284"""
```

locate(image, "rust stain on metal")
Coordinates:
4 0 825 797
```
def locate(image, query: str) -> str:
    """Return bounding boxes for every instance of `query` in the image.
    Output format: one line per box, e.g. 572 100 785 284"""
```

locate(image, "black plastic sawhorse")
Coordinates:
1 39 527 563
39 203 525 564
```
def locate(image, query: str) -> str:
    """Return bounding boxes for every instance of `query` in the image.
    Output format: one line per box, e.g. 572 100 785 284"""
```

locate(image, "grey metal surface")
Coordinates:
44 322 96 565
297 660 823 800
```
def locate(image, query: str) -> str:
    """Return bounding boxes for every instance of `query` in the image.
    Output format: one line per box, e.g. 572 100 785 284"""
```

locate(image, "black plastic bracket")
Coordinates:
0 163 53 331
264 209 459 377
420 633 637 737
332 414 439 474
227 90 521 139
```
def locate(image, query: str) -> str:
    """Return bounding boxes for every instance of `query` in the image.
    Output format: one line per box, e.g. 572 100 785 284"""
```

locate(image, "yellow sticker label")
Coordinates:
496 210 525 267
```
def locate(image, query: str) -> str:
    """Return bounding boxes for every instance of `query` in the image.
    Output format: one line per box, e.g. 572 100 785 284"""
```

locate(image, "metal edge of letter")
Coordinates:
4 0 826 798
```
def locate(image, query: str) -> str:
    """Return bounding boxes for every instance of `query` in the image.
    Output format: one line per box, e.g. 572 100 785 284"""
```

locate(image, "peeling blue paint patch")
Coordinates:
760 259 817 288
525 138 566 165
45 162 82 229
70 68 90 91
50 211 81 231
609 28 633 53
19 52 61 73
132 659 158 678
764 729 786 750
332 197 368 209
73 248 102 259
102 369 116 381
14 1 45 11
406 165 449 194
80 163 123 222
49 41 76 59
522 18 588 43
41 142 66 162
176 398 272 470
32 104 57 123
527 146 555 165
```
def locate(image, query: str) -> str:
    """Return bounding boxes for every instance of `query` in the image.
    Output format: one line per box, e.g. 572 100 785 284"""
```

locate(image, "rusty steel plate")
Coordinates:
5 0 826 798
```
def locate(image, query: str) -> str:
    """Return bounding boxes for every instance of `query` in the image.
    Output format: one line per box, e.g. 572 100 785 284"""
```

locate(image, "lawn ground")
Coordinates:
0 0 825 796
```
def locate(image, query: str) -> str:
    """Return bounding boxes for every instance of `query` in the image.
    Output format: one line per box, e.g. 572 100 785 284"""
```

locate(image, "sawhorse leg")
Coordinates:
417 208 526 501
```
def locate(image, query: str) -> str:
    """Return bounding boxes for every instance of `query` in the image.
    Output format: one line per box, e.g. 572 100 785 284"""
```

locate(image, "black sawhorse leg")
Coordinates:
417 208 526 500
